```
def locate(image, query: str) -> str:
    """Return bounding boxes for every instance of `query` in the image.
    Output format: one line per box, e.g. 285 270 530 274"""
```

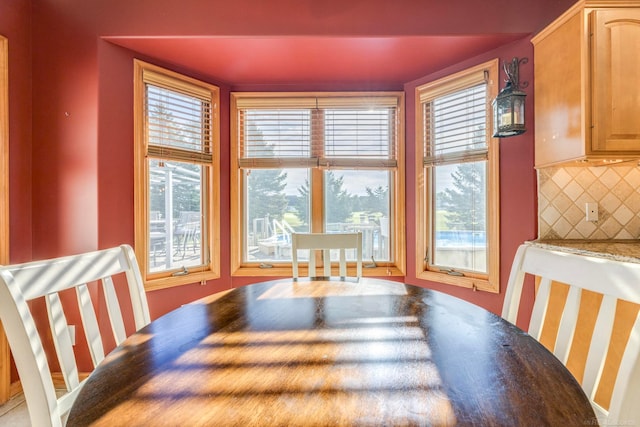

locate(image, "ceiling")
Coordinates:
107 35 525 88
99 0 577 89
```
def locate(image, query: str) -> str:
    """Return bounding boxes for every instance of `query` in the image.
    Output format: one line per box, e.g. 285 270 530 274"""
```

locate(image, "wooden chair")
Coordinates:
502 243 640 425
0 244 150 427
291 232 362 279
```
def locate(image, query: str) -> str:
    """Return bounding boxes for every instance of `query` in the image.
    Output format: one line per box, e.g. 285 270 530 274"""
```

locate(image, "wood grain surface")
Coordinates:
67 278 595 426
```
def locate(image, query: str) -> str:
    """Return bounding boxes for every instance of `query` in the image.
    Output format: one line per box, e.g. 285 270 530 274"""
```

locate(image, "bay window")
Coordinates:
231 92 405 276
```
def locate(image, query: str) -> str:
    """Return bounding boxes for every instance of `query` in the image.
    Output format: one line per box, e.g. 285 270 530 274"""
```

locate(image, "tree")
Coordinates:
325 171 354 225
247 169 288 223
292 178 310 228
245 123 289 227
437 162 486 231
294 171 355 227
361 185 389 216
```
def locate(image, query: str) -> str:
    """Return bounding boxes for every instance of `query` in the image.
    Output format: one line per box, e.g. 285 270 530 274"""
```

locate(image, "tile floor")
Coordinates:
0 393 30 426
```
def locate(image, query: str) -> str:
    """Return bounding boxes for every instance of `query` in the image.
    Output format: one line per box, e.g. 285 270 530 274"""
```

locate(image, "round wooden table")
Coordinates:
67 278 596 426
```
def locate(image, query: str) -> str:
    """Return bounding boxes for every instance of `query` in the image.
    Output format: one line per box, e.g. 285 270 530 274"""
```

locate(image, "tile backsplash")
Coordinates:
538 165 640 240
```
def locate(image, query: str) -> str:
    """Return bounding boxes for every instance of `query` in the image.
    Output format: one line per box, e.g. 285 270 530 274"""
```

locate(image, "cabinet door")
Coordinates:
591 9 640 152
534 11 585 167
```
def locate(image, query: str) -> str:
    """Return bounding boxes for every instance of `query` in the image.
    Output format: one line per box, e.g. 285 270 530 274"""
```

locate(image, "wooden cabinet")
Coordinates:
533 1 640 168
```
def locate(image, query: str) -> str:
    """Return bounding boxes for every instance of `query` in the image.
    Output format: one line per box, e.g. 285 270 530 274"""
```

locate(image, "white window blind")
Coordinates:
322 108 396 168
237 95 398 169
146 83 212 164
423 82 488 167
238 109 315 168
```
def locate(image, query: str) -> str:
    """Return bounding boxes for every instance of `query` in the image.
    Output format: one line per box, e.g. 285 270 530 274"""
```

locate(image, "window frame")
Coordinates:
230 92 405 277
134 59 220 290
0 35 8 266
415 59 500 293
0 34 10 404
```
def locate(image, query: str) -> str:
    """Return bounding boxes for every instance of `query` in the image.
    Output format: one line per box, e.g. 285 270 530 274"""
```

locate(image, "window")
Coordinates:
415 60 500 292
134 60 220 290
231 92 405 277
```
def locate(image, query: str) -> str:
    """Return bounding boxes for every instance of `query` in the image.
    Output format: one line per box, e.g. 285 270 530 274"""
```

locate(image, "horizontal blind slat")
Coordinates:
316 96 399 108
235 93 400 168
323 108 395 160
238 157 398 170
318 158 397 169
418 69 487 103
238 158 319 169
148 145 212 164
423 82 488 165
145 83 210 155
239 109 311 159
143 68 213 100
235 97 317 109
423 148 487 167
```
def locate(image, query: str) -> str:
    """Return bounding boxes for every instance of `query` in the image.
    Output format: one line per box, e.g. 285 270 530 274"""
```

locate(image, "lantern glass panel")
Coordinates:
513 96 525 125
492 92 526 137
497 97 512 129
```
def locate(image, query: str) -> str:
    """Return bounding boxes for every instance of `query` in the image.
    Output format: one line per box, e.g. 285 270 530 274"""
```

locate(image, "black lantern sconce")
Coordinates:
492 57 528 138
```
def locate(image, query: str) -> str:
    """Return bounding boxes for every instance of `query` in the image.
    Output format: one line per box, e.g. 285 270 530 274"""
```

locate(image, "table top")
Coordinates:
68 277 595 426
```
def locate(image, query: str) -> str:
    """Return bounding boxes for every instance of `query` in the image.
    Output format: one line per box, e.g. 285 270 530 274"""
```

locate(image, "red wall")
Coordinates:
0 0 562 364
31 1 100 259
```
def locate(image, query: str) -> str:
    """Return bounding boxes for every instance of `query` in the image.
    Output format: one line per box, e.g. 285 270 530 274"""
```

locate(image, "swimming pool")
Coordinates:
436 230 486 248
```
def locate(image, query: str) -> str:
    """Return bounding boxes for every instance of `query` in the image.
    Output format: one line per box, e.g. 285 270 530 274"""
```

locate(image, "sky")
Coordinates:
282 169 390 196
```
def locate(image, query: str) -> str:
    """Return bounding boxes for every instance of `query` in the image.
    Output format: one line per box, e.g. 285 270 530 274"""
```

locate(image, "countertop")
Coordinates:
529 240 640 264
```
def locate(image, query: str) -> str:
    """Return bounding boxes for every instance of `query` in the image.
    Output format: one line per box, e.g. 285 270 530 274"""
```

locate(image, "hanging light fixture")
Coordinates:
492 57 528 138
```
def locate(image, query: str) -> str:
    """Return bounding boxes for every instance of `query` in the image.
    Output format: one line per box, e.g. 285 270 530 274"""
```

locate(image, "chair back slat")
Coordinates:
76 283 106 366
528 276 551 340
122 246 151 329
323 249 331 277
555 285 582 364
103 275 128 345
502 244 640 426
291 232 362 279
0 244 150 427
502 244 528 323
0 269 59 425
582 295 617 397
46 292 80 390
609 313 640 422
